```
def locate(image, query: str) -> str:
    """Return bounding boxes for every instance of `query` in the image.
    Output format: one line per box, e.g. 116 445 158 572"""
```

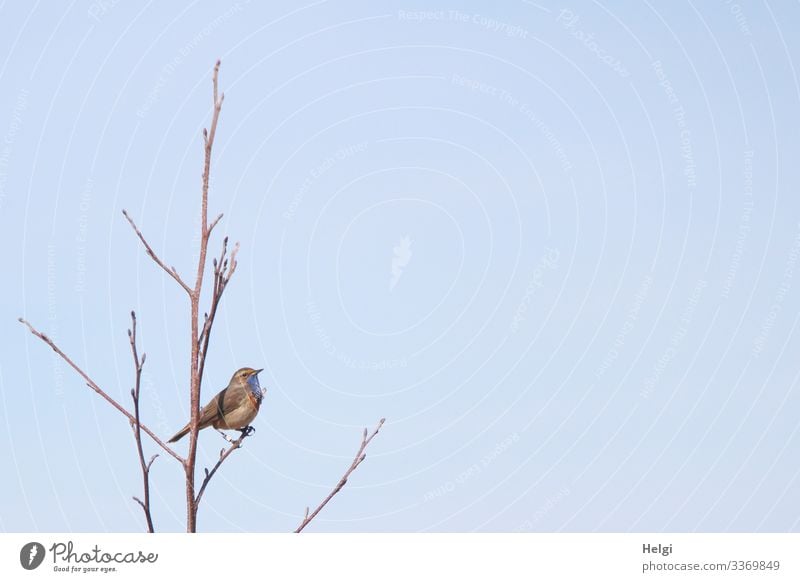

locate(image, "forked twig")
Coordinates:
195 429 253 507
18 317 183 464
122 209 192 296
197 236 239 385
295 418 386 533
128 311 157 532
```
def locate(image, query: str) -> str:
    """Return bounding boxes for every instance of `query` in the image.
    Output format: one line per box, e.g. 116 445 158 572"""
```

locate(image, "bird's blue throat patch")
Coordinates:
247 373 263 403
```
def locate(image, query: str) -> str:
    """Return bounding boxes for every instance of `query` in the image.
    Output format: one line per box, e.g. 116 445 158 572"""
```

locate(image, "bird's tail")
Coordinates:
167 424 190 443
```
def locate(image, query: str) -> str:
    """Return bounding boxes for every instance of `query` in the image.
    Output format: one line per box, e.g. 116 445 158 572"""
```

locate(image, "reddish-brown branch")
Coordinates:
18 317 183 464
122 210 192 296
186 58 227 533
128 311 157 533
295 418 386 533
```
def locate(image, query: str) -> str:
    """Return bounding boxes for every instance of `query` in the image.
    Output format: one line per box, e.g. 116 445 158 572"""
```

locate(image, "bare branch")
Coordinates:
294 418 386 533
197 236 239 385
129 311 156 532
186 58 227 533
194 430 253 507
122 210 192 296
197 238 227 348
147 454 158 472
18 317 183 464
208 213 223 234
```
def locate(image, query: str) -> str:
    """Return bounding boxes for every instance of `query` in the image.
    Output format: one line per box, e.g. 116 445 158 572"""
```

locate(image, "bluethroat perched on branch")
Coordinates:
168 367 264 443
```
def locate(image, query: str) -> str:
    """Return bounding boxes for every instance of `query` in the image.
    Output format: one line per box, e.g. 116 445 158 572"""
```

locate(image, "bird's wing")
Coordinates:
197 387 229 425
221 384 249 412
200 384 248 420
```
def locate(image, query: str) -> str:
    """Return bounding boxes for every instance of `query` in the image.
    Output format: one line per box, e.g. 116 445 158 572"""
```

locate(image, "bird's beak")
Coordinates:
253 368 264 376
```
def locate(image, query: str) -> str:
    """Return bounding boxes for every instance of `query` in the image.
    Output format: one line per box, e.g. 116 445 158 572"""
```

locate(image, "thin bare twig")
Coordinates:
208 212 224 234
122 210 192 296
295 418 386 533
194 430 252 507
197 237 239 384
18 317 183 464
128 311 157 533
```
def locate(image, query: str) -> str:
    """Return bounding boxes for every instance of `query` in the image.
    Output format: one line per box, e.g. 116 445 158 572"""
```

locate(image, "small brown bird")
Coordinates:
168 367 264 443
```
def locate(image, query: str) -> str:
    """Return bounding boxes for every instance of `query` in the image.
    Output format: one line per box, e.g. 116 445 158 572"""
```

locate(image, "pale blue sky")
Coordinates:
1 0 800 532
